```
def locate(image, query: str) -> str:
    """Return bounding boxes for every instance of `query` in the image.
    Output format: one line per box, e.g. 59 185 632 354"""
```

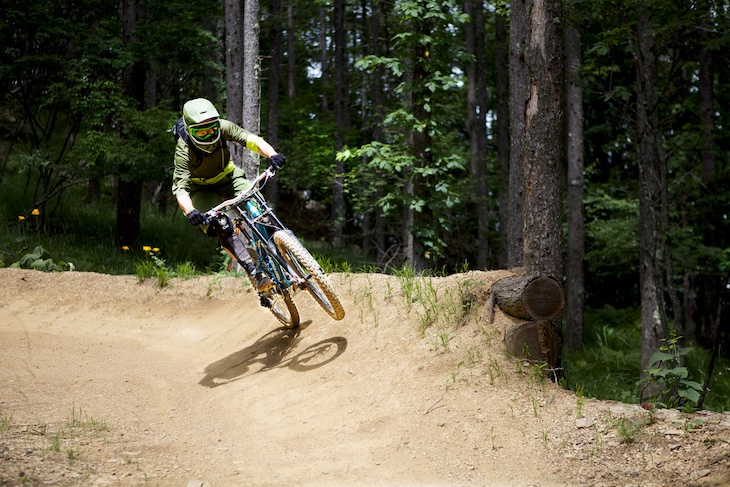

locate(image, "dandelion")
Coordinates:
31 208 40 216
153 247 160 253
121 245 130 251
18 215 26 222
142 245 152 253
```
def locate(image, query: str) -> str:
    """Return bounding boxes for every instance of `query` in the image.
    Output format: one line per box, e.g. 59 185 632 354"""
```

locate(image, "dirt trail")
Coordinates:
1 267 729 487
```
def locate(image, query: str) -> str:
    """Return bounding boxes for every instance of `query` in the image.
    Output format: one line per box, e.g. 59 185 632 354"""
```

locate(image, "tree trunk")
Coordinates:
507 0 526 268
513 0 565 368
241 0 261 180
698 7 716 185
521 0 564 279
368 0 387 266
358 0 370 256
225 0 244 167
264 0 283 209
86 178 100 203
319 5 329 114
116 0 143 248
287 0 296 99
402 15 430 272
115 180 142 247
465 0 490 269
402 167 416 269
564 24 585 351
495 13 510 269
332 0 348 248
634 5 668 379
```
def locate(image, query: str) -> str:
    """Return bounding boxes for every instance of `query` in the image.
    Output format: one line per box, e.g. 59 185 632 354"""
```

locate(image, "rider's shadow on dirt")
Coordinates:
198 321 348 388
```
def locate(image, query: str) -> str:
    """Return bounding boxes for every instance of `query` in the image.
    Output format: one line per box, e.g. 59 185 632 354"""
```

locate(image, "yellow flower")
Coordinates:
31 208 40 216
152 247 160 253
17 215 25 222
142 245 152 253
121 245 130 251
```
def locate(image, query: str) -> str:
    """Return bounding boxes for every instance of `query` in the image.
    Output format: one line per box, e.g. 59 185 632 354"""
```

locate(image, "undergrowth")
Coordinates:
562 305 730 413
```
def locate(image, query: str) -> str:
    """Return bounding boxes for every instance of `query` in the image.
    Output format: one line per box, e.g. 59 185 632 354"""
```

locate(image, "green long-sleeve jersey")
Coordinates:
171 119 264 197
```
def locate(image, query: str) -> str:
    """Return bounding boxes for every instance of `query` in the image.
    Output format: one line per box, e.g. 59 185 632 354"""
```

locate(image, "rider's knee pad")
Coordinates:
210 214 234 238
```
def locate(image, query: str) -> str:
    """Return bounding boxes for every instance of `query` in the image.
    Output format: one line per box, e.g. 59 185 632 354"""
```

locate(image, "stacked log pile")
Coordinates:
488 274 565 367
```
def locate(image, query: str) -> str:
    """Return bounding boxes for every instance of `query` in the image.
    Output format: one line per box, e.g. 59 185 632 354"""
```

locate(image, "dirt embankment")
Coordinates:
1 267 729 486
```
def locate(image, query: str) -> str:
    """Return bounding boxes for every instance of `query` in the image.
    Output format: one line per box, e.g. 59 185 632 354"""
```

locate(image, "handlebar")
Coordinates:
206 167 276 217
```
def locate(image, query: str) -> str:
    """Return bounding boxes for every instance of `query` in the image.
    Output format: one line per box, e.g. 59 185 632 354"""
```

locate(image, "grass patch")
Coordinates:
0 405 115 484
609 415 644 444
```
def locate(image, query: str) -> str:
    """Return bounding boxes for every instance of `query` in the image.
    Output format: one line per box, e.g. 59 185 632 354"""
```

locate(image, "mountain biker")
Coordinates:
171 97 286 293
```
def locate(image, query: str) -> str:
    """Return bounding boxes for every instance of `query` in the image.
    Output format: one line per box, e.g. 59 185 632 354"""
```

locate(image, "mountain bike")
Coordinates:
205 167 345 328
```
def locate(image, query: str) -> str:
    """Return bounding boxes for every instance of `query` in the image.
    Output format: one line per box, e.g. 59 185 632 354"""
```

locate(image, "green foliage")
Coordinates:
584 190 639 278
565 307 729 412
0 166 216 275
564 306 644 404
135 247 171 287
638 335 704 410
609 416 644 444
340 137 468 262
134 246 205 287
174 261 198 279
9 245 73 272
276 117 339 206
0 0 221 244
340 0 473 266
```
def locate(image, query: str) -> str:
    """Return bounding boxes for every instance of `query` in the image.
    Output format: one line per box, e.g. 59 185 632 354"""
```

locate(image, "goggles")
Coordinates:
189 120 220 143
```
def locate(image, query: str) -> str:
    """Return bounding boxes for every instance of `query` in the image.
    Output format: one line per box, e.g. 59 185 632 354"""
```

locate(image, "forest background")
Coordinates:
0 0 729 411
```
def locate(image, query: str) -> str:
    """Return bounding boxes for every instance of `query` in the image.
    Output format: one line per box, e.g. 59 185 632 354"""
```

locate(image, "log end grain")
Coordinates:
522 277 565 321
504 320 559 366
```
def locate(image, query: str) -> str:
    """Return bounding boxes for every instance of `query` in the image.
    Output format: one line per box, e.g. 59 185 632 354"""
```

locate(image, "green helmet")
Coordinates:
182 98 221 153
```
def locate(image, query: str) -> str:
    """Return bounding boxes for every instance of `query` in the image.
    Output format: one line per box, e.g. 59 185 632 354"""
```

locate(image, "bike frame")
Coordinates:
204 167 345 326
206 168 302 291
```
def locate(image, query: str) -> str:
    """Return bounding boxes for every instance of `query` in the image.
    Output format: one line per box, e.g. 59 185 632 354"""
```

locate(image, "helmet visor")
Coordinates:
189 120 220 144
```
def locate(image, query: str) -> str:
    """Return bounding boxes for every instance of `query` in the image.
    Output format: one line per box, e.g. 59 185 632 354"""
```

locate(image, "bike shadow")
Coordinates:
198 321 348 388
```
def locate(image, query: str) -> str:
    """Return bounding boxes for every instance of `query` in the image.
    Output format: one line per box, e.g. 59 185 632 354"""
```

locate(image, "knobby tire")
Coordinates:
238 233 300 328
273 231 345 321
262 288 300 329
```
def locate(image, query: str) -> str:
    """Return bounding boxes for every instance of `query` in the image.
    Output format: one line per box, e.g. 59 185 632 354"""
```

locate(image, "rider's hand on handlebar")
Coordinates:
187 209 206 226
269 153 286 172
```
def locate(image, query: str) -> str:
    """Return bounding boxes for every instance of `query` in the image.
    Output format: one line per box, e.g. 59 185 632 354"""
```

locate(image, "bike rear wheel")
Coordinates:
238 234 300 328
260 289 300 328
273 230 345 321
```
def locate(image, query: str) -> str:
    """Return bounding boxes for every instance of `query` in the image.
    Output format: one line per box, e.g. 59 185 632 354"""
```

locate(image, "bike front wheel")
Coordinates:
273 231 345 321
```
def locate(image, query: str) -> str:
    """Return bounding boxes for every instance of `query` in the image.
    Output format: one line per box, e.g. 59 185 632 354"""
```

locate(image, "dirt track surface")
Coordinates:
1 267 729 487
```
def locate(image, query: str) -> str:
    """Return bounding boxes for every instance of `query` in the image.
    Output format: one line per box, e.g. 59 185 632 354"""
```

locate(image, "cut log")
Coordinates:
504 320 559 366
491 275 565 320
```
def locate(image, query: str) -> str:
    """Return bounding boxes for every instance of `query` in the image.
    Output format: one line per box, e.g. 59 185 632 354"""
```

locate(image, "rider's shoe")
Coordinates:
251 271 274 293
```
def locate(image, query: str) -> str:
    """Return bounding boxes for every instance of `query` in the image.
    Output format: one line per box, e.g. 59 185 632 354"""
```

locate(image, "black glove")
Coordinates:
269 153 286 171
187 209 206 226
